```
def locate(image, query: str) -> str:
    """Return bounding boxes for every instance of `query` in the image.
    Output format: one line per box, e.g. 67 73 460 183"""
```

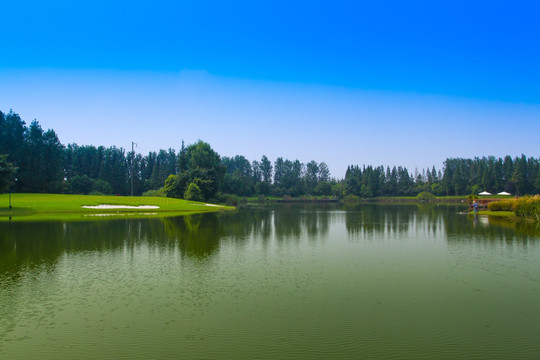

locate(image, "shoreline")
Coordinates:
0 193 235 222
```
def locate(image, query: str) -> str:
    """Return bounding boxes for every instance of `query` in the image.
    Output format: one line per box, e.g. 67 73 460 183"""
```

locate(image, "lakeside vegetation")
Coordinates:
1 109 539 207
485 195 540 222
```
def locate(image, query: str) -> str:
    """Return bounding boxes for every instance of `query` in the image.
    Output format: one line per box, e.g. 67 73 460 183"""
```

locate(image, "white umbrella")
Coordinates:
478 191 492 195
497 191 511 196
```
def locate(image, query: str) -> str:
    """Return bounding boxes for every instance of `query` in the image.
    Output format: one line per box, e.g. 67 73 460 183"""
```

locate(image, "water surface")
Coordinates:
1 204 539 359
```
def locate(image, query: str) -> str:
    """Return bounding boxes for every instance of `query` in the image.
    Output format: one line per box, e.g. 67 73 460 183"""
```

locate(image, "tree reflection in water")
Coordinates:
1 204 537 284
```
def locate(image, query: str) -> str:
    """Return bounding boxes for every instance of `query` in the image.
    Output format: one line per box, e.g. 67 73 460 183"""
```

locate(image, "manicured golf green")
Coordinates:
0 193 233 221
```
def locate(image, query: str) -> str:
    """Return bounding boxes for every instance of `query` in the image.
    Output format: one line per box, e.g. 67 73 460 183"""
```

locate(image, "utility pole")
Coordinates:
131 141 137 196
9 178 16 210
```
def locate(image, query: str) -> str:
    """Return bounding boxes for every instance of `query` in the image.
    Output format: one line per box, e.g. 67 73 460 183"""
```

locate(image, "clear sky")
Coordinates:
1 0 539 177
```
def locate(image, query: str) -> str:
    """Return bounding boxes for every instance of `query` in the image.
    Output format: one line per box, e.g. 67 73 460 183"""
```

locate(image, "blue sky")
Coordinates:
1 0 539 177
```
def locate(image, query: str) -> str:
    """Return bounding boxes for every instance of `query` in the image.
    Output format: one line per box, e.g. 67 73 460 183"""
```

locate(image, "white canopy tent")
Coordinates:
478 191 492 195
497 191 511 196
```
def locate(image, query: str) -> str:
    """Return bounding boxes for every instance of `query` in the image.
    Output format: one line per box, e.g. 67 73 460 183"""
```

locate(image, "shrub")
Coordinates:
488 199 516 212
164 174 180 198
330 183 344 197
417 191 435 201
142 187 166 197
344 194 359 202
488 196 540 221
70 175 94 194
431 183 444 196
92 179 112 195
184 182 204 202
69 175 112 195
272 187 286 197
314 181 332 196
220 194 239 206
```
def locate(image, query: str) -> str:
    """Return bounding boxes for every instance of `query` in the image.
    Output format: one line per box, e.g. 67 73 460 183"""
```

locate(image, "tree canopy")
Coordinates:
1 108 539 199
164 140 225 201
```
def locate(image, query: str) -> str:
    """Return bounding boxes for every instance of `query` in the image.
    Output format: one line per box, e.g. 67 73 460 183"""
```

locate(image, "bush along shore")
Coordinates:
482 195 540 222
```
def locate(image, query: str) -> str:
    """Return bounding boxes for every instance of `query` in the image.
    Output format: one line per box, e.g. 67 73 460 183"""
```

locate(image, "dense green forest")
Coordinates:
1 109 539 200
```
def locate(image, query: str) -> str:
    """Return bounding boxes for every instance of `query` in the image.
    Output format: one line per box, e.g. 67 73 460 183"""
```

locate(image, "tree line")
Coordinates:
344 155 540 198
1 109 539 199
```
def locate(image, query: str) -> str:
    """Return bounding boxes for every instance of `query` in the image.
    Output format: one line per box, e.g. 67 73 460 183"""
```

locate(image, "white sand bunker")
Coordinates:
190 203 222 207
82 205 160 209
84 212 158 217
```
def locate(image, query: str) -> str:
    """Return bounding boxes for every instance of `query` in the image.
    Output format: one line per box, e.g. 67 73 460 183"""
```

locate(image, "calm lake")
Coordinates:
1 204 539 359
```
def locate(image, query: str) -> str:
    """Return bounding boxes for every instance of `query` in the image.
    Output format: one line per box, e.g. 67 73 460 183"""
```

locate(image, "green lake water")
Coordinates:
1 204 539 359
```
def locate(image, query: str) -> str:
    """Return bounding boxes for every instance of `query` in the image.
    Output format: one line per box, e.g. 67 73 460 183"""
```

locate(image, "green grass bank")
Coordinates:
0 193 234 222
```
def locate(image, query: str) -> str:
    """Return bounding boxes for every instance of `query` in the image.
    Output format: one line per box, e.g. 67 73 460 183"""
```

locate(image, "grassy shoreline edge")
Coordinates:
0 193 235 222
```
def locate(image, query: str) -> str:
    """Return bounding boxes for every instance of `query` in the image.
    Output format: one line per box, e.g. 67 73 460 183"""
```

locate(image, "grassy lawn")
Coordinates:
0 193 234 221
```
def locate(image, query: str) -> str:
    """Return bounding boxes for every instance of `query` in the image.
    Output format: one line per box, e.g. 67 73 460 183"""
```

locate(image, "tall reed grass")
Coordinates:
514 195 540 222
488 195 540 221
